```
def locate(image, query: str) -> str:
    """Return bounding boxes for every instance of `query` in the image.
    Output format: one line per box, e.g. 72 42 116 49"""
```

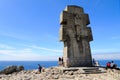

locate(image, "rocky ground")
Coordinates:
0 66 120 80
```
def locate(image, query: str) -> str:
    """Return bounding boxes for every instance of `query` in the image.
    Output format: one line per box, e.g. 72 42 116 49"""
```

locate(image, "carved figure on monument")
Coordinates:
59 5 93 67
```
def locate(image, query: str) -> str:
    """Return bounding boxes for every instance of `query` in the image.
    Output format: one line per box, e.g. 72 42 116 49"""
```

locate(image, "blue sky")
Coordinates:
0 0 120 61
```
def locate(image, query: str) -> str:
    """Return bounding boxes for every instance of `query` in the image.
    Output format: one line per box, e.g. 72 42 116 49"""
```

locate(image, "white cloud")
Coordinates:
0 48 59 61
92 48 120 60
91 48 120 53
0 50 16 56
0 45 120 61
92 52 120 60
0 49 32 56
31 45 63 53
0 44 15 49
0 43 63 61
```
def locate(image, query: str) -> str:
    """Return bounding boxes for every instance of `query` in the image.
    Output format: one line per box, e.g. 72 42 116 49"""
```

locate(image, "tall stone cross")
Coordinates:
59 5 93 67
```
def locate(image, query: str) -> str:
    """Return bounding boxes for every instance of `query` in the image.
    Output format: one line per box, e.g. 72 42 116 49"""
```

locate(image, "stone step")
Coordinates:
82 71 104 74
82 67 106 74
62 68 78 72
83 68 99 70
84 69 101 72
57 67 106 74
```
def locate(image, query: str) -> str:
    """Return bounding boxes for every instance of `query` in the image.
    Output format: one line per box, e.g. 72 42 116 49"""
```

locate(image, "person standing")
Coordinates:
111 61 114 68
61 57 64 66
38 64 42 73
111 61 117 69
58 57 61 66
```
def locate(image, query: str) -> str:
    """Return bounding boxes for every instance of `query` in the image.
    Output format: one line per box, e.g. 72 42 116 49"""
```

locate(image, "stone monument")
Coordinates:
59 5 93 67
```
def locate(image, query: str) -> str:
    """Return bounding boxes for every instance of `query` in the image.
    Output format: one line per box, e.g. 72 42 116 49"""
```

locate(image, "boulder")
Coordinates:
0 65 24 74
17 65 24 72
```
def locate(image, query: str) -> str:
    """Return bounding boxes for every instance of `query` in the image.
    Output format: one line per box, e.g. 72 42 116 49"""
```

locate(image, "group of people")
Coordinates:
92 58 119 70
58 57 63 66
58 57 70 67
92 58 99 66
106 61 117 69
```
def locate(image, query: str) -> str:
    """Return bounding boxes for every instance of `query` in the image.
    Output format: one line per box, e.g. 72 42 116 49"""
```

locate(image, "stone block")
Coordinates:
59 5 93 67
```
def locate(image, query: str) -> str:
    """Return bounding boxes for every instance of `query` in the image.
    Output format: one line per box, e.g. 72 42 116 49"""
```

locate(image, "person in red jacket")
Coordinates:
106 62 111 69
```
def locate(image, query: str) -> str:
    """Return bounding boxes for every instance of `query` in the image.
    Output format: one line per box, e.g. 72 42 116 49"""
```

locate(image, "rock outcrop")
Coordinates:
0 66 120 80
0 65 24 74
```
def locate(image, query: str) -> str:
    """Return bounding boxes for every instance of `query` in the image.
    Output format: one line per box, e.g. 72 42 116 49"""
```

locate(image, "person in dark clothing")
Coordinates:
111 61 117 69
113 64 117 69
38 64 42 73
61 57 64 66
58 57 62 66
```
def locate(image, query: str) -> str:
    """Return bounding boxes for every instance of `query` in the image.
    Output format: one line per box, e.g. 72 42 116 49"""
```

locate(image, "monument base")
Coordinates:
64 57 92 67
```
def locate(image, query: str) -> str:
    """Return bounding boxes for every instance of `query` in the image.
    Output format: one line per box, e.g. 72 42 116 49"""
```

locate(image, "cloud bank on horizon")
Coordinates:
0 44 120 61
0 0 120 61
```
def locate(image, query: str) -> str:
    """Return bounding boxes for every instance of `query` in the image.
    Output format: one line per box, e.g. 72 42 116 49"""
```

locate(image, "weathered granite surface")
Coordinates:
0 67 120 80
59 5 93 67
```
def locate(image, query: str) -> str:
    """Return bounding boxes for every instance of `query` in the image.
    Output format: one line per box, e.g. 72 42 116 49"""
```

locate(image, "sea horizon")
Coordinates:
0 60 119 70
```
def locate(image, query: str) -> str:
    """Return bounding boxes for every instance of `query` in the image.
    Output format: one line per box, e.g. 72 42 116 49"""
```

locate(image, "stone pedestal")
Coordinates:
59 5 93 67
